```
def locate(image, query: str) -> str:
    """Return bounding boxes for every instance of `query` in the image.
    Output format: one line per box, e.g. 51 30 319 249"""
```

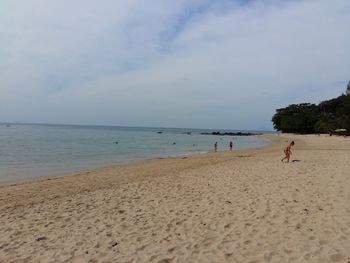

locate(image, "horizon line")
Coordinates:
0 121 275 133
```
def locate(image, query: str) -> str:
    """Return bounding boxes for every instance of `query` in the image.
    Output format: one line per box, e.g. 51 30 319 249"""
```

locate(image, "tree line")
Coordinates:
272 82 350 134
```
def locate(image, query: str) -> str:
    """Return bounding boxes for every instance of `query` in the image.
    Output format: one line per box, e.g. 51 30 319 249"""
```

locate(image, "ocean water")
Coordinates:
0 124 272 182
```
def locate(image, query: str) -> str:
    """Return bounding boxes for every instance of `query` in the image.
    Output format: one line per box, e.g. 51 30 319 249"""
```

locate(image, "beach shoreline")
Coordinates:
1 133 349 262
0 124 273 184
0 134 276 186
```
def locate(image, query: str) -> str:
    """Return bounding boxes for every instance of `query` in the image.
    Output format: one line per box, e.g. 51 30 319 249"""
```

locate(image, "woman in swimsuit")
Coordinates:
281 141 295 163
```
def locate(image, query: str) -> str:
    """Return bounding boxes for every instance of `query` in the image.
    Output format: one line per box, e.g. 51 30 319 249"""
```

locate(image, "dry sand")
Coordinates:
0 134 349 262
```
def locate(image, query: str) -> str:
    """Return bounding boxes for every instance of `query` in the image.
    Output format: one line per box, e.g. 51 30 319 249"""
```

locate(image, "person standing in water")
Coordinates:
281 141 295 163
229 141 233 151
214 142 218 152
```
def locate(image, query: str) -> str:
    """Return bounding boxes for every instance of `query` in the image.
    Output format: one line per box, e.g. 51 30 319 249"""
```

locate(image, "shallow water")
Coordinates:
0 124 272 181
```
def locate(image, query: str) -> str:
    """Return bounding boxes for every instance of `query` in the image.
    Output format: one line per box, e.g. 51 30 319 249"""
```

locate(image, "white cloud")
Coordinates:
1 0 349 129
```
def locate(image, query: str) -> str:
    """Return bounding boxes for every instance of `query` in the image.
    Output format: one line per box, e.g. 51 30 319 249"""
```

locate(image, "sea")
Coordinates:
0 123 272 182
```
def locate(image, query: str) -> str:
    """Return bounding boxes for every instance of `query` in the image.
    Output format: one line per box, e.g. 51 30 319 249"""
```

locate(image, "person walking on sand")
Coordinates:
281 141 295 163
229 141 233 151
214 142 218 152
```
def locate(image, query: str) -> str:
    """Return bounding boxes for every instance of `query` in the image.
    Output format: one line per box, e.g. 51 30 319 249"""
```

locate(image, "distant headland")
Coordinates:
272 81 350 135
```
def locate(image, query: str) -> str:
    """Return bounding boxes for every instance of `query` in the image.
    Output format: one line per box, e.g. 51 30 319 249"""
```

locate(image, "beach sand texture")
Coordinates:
0 134 349 262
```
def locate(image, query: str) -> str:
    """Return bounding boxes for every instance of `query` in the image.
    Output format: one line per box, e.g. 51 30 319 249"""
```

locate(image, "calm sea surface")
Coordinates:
0 124 272 182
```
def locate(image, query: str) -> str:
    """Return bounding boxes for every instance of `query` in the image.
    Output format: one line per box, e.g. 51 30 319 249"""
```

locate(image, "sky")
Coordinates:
1 0 349 130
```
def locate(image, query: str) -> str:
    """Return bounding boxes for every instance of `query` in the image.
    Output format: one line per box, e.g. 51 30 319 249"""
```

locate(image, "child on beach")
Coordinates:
281 141 295 163
214 142 218 152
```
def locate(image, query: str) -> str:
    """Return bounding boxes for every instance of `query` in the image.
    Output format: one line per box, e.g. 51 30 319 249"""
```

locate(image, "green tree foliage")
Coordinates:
272 84 350 133
272 103 319 133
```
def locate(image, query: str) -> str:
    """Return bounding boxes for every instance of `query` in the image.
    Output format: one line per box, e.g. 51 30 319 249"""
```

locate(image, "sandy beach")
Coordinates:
0 134 349 262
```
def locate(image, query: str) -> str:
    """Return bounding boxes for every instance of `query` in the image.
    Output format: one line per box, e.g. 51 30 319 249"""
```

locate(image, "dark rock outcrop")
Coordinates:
201 131 259 136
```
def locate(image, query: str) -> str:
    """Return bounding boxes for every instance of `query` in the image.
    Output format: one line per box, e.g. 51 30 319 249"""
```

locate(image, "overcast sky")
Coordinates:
1 0 349 130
